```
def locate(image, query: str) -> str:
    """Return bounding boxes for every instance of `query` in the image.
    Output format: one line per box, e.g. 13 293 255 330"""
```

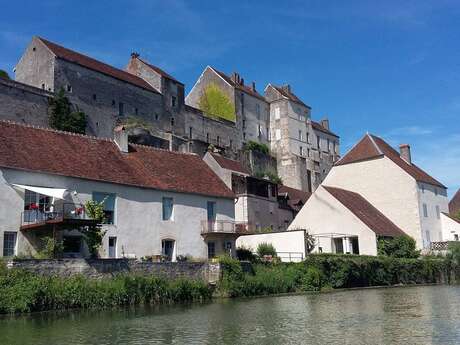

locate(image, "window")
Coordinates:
207 201 216 222
3 232 17 257
327 139 330 152
300 146 303 156
135 108 138 116
217 136 220 146
243 132 246 140
435 188 438 196
92 94 97 101
66 85 72 92
229 139 233 149
421 184 425 193
317 136 321 150
306 132 310 144
298 130 303 141
162 197 173 221
41 83 45 90
108 237 117 258
423 203 428 217
455 234 459 241
436 205 440 219
119 102 124 116
206 133 210 143
112 100 116 106
23 190 52 223
425 230 431 246
171 96 176 107
189 127 193 139
242 119 246 129
275 129 281 141
92 192 116 224
155 114 159 121
274 107 280 120
258 125 262 137
208 242 216 259
266 127 270 140
171 117 175 126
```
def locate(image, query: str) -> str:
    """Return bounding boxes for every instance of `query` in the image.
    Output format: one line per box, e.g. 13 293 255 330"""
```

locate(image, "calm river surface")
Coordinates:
0 285 459 345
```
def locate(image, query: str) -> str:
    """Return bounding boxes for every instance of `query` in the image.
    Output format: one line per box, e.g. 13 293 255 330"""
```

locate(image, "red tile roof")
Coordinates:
442 212 460 224
271 85 310 108
211 67 267 102
37 37 159 94
323 186 406 237
449 189 460 216
138 57 183 85
336 134 446 188
311 121 339 138
210 153 250 175
0 121 234 199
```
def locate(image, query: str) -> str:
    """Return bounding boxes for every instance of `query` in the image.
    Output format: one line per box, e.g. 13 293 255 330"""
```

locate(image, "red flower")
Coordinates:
30 203 38 210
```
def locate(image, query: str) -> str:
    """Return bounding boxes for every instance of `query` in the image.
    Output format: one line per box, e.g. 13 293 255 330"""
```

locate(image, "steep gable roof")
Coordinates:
0 121 234 199
209 67 267 102
311 120 339 138
336 133 445 188
323 186 406 237
269 84 310 108
450 189 460 215
37 37 159 94
278 185 312 212
137 57 183 85
210 153 250 175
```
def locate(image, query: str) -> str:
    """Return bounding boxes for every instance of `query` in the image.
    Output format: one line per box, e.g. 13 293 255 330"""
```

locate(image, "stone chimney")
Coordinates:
114 125 129 153
252 81 256 92
320 118 329 130
281 84 291 94
399 144 411 164
231 72 240 84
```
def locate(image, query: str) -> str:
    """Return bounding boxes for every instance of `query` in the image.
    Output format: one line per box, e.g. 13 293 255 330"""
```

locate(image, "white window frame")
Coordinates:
274 107 280 120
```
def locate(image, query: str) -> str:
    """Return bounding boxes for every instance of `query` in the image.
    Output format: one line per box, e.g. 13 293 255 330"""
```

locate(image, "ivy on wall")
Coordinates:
198 83 236 122
48 89 87 134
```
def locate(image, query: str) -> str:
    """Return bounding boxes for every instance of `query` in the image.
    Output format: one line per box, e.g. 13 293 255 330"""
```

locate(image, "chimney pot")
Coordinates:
399 144 411 164
114 125 129 153
252 81 256 91
131 52 140 59
281 84 291 93
320 118 330 130
240 78 244 86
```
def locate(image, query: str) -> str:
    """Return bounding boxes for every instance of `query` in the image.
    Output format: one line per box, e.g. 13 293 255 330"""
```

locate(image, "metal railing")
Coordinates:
201 220 255 234
277 252 304 262
21 203 92 226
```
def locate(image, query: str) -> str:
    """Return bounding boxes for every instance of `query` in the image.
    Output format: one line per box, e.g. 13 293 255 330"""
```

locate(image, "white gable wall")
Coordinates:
322 156 424 248
288 186 378 255
441 214 460 241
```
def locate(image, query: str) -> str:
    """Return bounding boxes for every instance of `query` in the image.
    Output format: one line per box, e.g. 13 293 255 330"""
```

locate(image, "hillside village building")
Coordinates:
203 152 310 232
0 121 241 260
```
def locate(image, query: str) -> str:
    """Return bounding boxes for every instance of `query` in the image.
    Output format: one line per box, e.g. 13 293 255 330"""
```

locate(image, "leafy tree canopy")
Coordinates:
48 88 87 134
0 70 10 80
198 83 236 122
377 235 420 259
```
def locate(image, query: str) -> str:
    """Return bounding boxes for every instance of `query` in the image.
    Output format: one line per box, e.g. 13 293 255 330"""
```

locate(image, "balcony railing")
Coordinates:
21 203 93 226
201 220 255 235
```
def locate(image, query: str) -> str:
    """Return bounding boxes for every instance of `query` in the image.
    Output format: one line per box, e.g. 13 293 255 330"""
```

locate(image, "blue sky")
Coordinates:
1 0 459 196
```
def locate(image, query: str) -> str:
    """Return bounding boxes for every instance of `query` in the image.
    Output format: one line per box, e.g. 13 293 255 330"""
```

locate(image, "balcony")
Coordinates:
20 203 98 231
201 220 255 237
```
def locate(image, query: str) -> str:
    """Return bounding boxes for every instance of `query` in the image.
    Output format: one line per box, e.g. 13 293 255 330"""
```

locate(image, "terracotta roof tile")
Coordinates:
311 120 339 138
210 153 250 175
38 37 159 94
336 134 445 188
211 67 267 102
271 85 310 108
449 189 460 215
278 185 312 211
0 121 234 199
323 186 406 237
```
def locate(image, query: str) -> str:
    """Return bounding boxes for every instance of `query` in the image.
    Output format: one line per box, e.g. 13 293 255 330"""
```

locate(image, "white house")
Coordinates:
0 121 238 260
321 134 449 250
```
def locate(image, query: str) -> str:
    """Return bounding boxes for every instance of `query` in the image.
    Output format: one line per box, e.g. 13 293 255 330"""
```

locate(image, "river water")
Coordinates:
0 285 459 345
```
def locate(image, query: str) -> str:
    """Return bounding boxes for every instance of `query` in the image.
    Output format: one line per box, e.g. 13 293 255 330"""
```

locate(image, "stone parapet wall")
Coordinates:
7 258 222 283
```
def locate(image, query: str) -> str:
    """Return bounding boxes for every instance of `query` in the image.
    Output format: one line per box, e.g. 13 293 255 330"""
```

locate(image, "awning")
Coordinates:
12 184 70 200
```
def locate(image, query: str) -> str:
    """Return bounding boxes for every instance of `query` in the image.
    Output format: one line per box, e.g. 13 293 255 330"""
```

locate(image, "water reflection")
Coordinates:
0 286 459 345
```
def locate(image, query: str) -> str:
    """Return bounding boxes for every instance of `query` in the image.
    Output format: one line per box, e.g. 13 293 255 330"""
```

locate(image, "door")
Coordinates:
333 238 344 254
108 237 117 258
162 240 175 261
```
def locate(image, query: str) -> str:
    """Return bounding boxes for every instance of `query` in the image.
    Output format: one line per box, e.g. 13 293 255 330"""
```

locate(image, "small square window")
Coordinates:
66 85 72 92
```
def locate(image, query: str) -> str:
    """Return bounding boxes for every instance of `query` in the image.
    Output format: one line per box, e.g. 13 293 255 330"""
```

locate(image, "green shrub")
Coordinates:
0 69 10 80
35 237 64 259
378 235 420 259
256 243 277 258
0 270 212 314
236 247 256 262
244 141 269 155
48 88 87 134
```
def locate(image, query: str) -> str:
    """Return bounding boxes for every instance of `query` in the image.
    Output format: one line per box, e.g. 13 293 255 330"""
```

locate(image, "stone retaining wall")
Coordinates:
7 259 222 283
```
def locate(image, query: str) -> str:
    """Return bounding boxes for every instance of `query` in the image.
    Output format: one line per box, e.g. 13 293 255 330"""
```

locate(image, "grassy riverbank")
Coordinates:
218 254 457 297
0 268 212 314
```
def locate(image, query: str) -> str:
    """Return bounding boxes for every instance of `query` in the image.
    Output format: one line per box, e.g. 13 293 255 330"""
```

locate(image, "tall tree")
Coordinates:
0 69 10 80
48 88 87 134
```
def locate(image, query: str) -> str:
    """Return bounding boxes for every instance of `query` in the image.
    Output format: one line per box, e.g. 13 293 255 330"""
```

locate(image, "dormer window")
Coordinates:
66 85 72 93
